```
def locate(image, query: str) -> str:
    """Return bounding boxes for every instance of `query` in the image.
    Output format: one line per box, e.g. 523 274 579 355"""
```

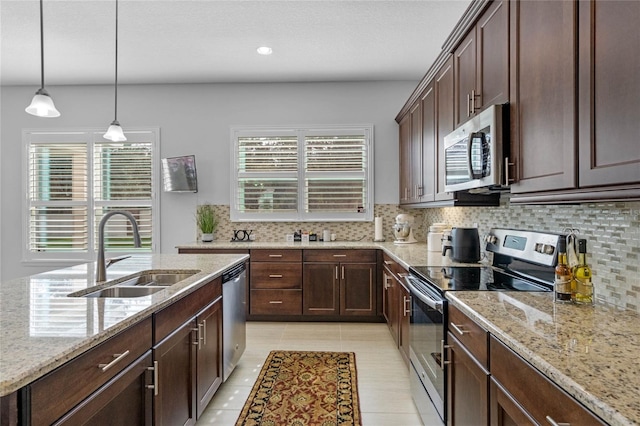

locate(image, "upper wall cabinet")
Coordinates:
454 0 509 128
508 0 577 195
577 0 640 188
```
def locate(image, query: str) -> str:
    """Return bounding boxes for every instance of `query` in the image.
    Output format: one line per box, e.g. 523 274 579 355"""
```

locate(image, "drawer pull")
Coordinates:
333 254 347 257
268 254 283 258
269 274 283 278
403 295 411 316
384 260 393 265
450 323 468 336
98 350 130 372
147 360 158 396
202 319 207 346
545 416 570 426
269 300 283 304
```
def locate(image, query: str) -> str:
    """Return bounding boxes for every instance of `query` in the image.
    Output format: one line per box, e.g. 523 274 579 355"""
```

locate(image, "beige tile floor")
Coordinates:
196 321 444 426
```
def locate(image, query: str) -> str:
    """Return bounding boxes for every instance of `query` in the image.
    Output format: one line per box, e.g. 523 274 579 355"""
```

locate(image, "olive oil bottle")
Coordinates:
573 239 594 304
554 238 572 302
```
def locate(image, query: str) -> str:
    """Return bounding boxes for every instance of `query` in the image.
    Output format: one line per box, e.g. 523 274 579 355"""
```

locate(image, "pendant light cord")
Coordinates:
39 0 45 89
114 0 119 121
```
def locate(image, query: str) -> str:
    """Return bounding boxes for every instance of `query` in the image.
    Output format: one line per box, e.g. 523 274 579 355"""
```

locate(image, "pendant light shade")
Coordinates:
26 0 60 118
104 0 126 142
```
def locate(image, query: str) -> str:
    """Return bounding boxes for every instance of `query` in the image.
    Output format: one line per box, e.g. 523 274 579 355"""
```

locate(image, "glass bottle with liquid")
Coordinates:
573 239 594 304
554 238 572 303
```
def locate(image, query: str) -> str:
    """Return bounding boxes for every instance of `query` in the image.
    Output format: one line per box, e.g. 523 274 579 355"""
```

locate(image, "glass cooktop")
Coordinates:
409 265 553 293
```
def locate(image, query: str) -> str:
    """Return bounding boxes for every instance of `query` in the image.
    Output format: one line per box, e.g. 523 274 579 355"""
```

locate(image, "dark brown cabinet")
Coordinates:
399 114 412 204
577 0 640 188
398 281 411 365
399 101 424 204
420 82 437 203
303 250 377 317
250 249 302 316
435 56 456 202
509 0 577 195
454 0 509 127
489 335 604 425
382 253 410 366
153 277 223 425
446 304 489 426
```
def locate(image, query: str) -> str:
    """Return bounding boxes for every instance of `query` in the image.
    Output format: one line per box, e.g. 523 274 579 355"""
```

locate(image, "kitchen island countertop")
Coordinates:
0 253 248 396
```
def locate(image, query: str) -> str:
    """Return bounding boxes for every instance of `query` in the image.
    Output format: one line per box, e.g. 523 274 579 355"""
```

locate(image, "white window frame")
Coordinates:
22 128 160 263
230 125 374 222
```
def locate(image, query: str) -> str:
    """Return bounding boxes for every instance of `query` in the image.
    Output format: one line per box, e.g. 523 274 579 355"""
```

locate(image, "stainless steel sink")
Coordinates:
67 269 200 298
82 286 166 298
115 272 197 287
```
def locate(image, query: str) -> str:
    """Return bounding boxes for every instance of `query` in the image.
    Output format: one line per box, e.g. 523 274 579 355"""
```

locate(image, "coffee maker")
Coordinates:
392 214 417 244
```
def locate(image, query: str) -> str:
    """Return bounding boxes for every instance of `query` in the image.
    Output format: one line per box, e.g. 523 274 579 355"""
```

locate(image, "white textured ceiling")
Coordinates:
1 0 472 86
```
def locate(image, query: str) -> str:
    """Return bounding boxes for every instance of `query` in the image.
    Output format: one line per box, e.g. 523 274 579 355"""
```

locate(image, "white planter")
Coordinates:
201 233 214 242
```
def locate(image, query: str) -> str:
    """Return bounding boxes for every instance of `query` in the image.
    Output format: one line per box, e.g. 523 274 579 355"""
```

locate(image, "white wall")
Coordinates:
0 81 415 280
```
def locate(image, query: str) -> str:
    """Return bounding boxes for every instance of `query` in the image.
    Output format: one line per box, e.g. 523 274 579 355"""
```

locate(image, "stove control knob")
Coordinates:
535 243 544 253
486 234 499 245
544 244 555 255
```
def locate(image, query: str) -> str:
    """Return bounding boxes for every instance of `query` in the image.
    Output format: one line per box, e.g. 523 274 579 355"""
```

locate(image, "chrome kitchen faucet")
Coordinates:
96 210 141 282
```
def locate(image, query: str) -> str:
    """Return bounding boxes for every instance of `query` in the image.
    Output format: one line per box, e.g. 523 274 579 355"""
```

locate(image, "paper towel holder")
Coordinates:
373 216 385 242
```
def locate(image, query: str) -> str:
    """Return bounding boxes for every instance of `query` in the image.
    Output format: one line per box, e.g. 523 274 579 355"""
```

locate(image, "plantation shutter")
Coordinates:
28 138 89 253
304 135 367 213
231 126 373 222
235 135 299 215
93 141 154 251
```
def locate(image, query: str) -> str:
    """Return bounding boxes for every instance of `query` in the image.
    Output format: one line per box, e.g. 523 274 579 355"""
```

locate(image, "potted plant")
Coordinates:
196 204 218 242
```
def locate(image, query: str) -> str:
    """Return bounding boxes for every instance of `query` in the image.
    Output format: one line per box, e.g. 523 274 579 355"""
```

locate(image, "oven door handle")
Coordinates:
404 275 444 312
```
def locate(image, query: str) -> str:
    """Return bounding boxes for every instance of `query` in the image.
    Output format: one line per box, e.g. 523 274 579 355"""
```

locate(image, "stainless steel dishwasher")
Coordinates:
222 262 247 381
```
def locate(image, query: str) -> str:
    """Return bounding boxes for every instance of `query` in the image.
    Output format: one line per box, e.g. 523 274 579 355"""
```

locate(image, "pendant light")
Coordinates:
103 0 126 142
25 0 60 118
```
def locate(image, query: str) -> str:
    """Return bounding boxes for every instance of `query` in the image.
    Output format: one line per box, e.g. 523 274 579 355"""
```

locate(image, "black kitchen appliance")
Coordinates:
441 227 481 263
404 228 563 424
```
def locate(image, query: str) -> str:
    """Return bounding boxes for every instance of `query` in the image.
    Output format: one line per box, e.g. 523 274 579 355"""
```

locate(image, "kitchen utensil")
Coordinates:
442 227 480 262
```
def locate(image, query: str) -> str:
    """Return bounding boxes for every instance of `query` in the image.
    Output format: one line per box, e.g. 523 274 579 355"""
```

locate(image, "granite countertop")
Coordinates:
447 291 639 426
0 253 248 396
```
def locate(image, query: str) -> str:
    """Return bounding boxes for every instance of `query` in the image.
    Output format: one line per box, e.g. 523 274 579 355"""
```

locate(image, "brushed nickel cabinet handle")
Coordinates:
384 260 393 265
341 266 345 280
269 274 283 278
269 300 283 304
450 323 468 336
467 93 471 117
403 296 411 316
546 416 570 426
333 254 347 257
268 254 283 258
202 319 207 346
98 350 130 372
192 327 201 348
441 340 451 369
146 360 158 396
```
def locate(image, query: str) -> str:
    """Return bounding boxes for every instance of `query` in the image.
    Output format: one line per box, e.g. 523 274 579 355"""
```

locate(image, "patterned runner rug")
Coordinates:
236 350 361 426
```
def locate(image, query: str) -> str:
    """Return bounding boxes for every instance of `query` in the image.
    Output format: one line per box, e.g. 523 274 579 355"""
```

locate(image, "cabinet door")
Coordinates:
510 0 576 193
53 352 154 426
447 333 489 426
154 319 197 426
340 263 376 316
399 114 412 204
382 268 399 345
435 56 455 201
398 282 411 366
489 378 536 426
303 263 340 315
455 27 477 128
421 83 436 202
410 101 423 202
578 0 640 187
195 300 223 418
476 0 509 111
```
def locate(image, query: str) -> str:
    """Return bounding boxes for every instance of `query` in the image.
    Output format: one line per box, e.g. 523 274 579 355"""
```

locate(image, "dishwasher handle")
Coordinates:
222 262 246 282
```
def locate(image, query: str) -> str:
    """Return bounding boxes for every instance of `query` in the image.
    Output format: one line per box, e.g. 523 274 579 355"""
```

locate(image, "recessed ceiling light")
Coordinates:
257 46 273 55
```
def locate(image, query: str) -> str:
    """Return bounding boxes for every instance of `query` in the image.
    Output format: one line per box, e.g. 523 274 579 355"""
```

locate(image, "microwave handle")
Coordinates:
468 132 486 179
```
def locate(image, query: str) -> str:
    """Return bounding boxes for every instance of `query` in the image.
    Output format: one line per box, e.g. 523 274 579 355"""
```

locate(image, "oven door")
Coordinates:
404 274 447 423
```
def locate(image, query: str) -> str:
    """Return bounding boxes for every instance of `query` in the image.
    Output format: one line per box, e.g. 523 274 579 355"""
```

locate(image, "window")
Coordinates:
231 125 373 221
23 129 159 262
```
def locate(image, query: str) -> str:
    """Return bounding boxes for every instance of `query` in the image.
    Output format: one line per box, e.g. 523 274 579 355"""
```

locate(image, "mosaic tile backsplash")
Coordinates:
200 199 639 312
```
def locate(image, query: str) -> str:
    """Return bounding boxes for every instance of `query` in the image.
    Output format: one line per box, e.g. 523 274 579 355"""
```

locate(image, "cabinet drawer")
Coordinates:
382 252 408 277
489 335 604 425
303 249 376 263
448 304 488 368
250 263 302 289
154 277 221 344
250 289 302 315
29 317 152 426
251 249 302 262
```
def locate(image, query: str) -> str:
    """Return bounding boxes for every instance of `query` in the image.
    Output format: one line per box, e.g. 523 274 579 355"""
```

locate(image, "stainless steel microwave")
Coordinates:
443 104 508 193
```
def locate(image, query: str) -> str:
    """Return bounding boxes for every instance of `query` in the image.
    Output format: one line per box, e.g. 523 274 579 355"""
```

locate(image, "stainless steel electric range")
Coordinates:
403 228 563 424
